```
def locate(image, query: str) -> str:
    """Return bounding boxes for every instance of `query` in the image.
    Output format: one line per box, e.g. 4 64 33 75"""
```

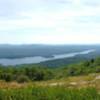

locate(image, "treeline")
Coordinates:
0 57 100 83
0 66 53 83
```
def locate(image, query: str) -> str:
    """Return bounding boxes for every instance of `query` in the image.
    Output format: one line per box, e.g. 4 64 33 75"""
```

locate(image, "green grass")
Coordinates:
0 86 99 100
0 73 99 100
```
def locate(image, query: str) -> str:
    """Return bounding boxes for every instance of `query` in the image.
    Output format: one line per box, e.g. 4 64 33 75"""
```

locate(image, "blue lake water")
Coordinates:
0 49 95 66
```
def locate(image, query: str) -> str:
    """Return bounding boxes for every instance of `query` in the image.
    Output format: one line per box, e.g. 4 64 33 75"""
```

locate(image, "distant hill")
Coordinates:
0 44 100 59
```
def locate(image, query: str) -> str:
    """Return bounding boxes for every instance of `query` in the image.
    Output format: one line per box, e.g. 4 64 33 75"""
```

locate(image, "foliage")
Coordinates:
16 75 29 83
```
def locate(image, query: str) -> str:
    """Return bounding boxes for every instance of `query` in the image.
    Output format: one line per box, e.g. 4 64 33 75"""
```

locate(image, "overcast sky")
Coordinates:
0 0 100 44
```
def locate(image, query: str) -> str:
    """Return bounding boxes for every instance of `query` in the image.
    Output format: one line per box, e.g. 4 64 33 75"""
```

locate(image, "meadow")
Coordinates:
0 73 99 100
0 85 99 100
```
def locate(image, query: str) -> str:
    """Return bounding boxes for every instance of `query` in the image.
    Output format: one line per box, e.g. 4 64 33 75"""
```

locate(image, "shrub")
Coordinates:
16 75 30 83
0 73 13 82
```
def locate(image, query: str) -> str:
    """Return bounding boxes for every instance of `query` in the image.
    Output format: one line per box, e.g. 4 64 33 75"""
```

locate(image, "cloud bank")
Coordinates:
0 0 100 44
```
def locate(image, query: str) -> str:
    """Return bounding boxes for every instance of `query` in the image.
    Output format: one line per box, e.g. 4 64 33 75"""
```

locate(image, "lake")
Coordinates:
0 49 95 66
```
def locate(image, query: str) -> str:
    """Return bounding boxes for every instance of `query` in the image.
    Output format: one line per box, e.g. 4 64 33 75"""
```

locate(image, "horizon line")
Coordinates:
0 43 100 46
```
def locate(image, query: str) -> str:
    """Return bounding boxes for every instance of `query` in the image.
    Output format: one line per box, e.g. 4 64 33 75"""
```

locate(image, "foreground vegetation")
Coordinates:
0 57 100 100
0 72 99 100
0 86 99 100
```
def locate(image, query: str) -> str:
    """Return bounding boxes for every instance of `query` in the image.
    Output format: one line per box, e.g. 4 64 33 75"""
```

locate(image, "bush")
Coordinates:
0 73 13 82
16 75 30 83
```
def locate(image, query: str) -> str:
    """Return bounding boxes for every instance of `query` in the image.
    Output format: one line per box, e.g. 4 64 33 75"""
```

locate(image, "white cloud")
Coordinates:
0 0 100 44
2 32 99 45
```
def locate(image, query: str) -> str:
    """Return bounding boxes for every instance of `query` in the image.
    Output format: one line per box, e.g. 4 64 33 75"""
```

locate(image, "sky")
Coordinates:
0 0 100 44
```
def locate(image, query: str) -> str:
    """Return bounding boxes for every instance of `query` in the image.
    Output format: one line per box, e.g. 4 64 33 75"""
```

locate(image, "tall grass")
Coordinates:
0 86 99 100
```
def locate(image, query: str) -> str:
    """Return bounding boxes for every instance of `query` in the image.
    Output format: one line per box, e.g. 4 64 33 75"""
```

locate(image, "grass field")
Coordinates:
0 73 99 100
0 86 99 100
